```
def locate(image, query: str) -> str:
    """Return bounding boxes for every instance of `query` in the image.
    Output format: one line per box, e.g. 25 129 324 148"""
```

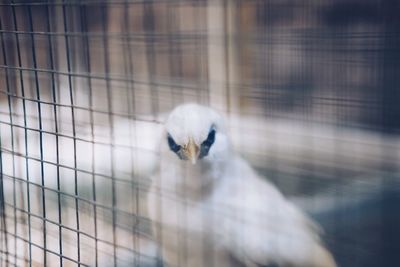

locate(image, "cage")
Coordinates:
0 0 399 267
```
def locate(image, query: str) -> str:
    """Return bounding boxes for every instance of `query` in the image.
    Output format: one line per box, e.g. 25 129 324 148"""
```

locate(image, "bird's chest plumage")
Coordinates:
147 160 235 266
148 162 224 232
148 154 333 267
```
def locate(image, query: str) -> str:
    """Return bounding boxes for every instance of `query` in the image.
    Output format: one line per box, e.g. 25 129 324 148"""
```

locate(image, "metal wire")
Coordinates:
0 1 399 267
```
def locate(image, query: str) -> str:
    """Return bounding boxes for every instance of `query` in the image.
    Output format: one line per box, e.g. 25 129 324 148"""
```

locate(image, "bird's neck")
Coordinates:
163 155 231 200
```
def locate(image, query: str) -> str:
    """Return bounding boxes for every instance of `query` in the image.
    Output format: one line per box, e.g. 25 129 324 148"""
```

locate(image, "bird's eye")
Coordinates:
199 127 216 158
167 134 181 153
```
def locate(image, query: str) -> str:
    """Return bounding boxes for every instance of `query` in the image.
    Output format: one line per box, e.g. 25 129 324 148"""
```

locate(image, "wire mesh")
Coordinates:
0 0 399 267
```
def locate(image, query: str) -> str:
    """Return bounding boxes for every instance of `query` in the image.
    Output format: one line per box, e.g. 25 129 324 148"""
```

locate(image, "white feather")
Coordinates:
147 103 337 267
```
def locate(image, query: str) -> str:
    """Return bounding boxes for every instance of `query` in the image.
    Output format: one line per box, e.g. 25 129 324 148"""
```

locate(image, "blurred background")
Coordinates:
0 0 399 266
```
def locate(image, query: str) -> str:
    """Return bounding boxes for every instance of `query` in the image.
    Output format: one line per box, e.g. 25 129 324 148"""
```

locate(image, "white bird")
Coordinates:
147 103 337 267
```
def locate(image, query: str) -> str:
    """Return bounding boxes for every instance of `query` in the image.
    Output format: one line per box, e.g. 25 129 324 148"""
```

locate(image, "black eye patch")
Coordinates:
167 134 181 153
199 128 216 158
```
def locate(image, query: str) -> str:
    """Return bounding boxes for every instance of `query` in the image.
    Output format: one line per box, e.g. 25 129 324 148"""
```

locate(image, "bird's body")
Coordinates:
147 104 336 267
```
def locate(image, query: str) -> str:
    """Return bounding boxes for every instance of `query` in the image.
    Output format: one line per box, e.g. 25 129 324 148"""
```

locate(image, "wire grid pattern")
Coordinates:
0 1 208 266
0 1 399 267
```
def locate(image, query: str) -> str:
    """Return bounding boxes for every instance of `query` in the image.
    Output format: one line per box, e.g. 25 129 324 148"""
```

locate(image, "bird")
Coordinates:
150 103 337 267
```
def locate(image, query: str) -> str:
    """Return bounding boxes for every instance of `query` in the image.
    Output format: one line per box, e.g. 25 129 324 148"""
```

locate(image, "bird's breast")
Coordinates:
159 158 225 199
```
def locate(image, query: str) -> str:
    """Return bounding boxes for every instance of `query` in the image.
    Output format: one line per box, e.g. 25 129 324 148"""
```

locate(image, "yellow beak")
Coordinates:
183 138 199 164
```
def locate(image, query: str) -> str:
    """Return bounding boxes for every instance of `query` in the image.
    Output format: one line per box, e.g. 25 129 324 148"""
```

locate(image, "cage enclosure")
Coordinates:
0 0 399 267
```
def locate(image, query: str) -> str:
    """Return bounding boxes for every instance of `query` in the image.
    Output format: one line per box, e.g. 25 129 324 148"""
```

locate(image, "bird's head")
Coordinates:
165 103 230 164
